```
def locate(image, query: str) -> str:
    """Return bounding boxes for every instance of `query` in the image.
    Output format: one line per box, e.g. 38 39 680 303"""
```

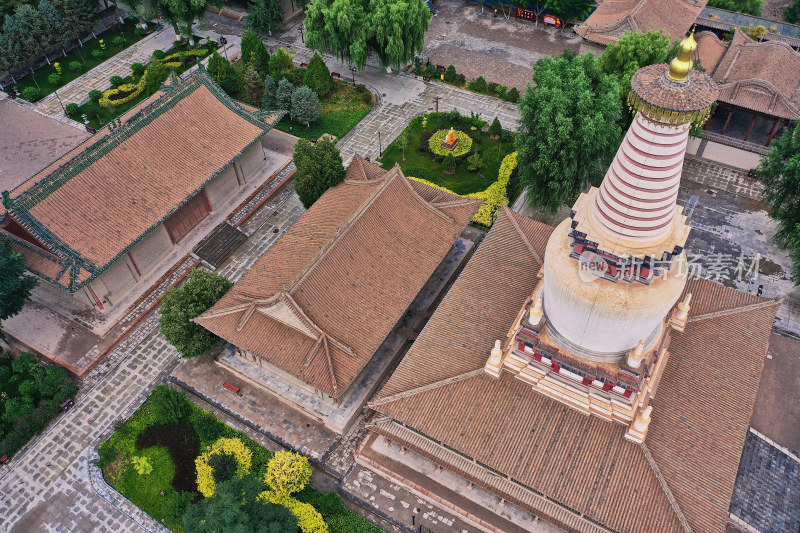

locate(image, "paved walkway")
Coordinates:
34 28 180 118
0 180 304 532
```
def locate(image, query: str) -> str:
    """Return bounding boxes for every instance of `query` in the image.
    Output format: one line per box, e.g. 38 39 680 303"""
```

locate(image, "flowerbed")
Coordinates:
410 151 518 226
428 129 472 157
99 385 380 533
380 111 517 203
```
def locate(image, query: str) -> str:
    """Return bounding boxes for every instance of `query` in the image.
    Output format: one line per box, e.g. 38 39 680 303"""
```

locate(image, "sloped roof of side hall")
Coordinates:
0 68 283 292
370 206 781 533
196 158 482 401
575 0 708 45
696 29 800 119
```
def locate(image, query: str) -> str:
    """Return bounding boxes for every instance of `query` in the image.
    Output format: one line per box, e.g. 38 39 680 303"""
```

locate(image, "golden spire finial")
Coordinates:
668 29 698 82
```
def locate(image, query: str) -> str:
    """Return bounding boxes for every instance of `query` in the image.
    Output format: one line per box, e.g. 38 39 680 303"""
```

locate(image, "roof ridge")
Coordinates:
640 442 694 533
394 166 455 223
502 205 544 266
370 369 485 407
687 298 783 323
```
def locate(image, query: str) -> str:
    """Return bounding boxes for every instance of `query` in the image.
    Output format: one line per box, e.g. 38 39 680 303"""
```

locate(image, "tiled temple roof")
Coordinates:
0 68 283 292
196 158 482 401
697 28 800 119
575 0 707 46
371 207 781 533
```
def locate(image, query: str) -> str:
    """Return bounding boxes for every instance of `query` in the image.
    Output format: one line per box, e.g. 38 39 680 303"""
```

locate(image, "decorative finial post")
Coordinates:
668 31 698 82
484 339 504 378
528 296 543 326
626 339 647 369
670 293 693 332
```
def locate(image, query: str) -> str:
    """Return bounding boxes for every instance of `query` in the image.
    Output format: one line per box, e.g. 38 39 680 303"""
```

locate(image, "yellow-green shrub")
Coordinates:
195 437 253 497
264 450 312 496
259 491 328 533
409 151 518 226
428 129 473 157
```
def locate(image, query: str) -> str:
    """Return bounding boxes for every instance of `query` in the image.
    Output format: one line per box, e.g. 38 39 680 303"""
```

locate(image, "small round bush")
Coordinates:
134 26 145 38
506 86 520 103
109 75 123 87
112 35 125 47
152 49 166 59
442 153 456 173
69 61 82 72
130 62 145 76
20 86 41 102
91 49 104 60
88 89 102 102
65 102 80 116
48 73 62 86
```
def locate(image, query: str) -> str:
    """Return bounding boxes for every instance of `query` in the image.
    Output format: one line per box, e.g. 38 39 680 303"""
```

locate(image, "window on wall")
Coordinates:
164 192 210 244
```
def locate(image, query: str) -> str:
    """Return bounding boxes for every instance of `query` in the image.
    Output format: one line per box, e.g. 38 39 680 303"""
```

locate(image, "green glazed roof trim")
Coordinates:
8 67 285 293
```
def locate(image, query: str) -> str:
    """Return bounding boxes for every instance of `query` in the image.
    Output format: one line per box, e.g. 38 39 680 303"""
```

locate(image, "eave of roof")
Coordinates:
196 159 482 399
4 67 283 293
371 207 781 533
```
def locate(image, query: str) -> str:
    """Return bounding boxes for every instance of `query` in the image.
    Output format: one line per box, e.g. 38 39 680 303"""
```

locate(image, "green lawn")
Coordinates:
70 40 217 129
15 20 149 101
101 386 381 533
379 113 516 196
274 80 374 141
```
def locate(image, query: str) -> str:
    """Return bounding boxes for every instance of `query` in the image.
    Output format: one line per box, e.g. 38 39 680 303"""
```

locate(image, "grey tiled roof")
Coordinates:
730 431 800 533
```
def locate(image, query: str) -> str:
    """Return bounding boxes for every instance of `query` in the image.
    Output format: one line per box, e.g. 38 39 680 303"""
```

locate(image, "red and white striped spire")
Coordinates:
589 112 689 244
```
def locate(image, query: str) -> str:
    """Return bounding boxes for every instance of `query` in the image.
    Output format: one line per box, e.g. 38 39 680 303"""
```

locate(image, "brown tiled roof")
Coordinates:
576 0 707 45
371 207 781 533
705 28 800 118
695 30 728 74
5 69 283 292
196 161 481 400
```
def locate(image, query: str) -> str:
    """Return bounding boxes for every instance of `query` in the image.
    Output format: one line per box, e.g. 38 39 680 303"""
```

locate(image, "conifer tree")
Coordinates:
290 86 321 127
276 78 294 112
0 5 45 76
243 66 265 106
268 47 293 75
261 74 277 109
240 31 270 76
38 0 69 54
293 137 346 208
488 116 502 139
303 52 334 97
207 50 230 85
52 0 100 43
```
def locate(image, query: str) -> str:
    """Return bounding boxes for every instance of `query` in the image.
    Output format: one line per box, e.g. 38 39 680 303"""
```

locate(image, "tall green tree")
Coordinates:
183 475 297 533
117 0 159 27
240 31 270 76
245 0 283 36
290 86 321 127
157 0 222 42
303 52 334 97
756 123 800 283
38 0 69 54
0 239 37 322
207 50 230 85
516 51 621 214
787 0 800 23
51 0 100 43
544 0 593 26
268 46 293 75
293 137 346 208
598 30 672 123
159 268 232 358
275 77 294 111
369 0 431 70
0 4 45 76
243 66 265 106
708 0 762 16
304 0 430 71
261 74 277 109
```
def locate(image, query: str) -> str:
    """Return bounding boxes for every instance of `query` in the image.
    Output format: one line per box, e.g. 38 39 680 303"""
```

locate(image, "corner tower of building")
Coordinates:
485 32 718 442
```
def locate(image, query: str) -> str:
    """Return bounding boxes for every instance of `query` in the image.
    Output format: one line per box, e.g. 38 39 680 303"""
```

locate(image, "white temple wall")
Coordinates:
237 144 267 182
205 166 240 209
129 224 172 275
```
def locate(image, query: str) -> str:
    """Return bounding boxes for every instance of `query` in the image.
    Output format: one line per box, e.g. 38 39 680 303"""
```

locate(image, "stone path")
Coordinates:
0 180 305 532
33 28 180 119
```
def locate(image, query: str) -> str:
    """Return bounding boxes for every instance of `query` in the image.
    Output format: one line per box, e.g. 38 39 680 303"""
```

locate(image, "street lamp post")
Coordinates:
53 89 66 115
219 36 229 60
350 66 356 85
299 25 304 43
378 131 382 157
